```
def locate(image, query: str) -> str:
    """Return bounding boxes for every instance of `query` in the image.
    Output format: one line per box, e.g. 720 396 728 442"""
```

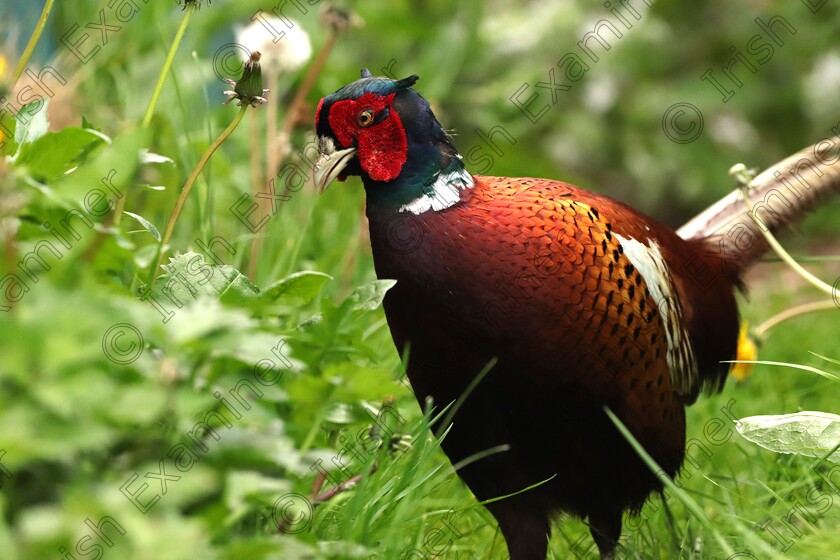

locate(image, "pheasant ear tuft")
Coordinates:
360 68 372 78
396 74 419 90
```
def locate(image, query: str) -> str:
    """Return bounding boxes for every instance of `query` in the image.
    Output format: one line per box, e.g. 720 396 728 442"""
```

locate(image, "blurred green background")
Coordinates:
1 1 839 559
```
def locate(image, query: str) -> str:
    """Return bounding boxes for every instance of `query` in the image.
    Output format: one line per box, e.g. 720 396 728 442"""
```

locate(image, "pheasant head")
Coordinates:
313 71 472 213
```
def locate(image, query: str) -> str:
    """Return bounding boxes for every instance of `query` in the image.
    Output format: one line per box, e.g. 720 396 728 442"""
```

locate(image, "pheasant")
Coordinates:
311 71 840 559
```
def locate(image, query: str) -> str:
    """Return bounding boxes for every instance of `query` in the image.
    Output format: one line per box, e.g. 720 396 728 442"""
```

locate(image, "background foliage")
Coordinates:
1 0 839 558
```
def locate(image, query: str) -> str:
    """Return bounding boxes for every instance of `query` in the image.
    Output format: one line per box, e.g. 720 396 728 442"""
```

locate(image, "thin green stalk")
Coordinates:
4 0 54 302
247 108 265 280
761 255 840 263
271 29 338 180
725 360 840 383
754 300 836 338
148 105 249 287
11 0 54 86
142 6 194 128
299 413 325 457
249 30 339 279
740 184 835 297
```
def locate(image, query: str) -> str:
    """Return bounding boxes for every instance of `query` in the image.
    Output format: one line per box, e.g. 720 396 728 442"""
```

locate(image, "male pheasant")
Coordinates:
312 71 840 559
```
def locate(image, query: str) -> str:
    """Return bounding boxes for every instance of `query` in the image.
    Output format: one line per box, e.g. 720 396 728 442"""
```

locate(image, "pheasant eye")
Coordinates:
358 109 374 127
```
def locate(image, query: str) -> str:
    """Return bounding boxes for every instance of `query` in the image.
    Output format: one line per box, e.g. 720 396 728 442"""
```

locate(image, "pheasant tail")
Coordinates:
678 142 840 274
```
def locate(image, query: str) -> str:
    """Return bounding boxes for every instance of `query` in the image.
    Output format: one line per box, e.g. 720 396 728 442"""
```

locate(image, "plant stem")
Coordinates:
246 212 263 280
148 104 249 287
5 0 55 298
740 185 836 297
142 5 194 128
11 0 55 87
270 29 337 180
247 97 268 280
761 255 840 263
249 30 338 278
248 69 280 280
265 68 280 186
754 300 837 339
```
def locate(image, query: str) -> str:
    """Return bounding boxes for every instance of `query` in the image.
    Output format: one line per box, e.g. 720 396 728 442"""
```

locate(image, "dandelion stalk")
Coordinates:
244 7 361 279
142 5 195 128
147 51 267 287
248 108 264 220
730 164 835 297
269 7 359 180
247 67 283 279
148 104 248 286
742 186 835 297
249 24 343 278
265 68 281 186
271 28 338 179
754 300 837 339
246 108 264 279
11 0 55 86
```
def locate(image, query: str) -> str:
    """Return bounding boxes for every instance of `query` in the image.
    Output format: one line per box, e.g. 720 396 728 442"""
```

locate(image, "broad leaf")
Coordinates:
262 271 333 305
13 99 50 146
736 411 840 464
348 279 397 311
54 127 149 204
154 252 259 305
16 127 106 181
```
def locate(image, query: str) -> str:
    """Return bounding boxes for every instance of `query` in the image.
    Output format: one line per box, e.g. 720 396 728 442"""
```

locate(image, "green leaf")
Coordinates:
225 470 289 515
54 127 149 204
80 116 111 143
348 279 397 311
15 127 106 181
123 211 162 241
736 411 840 464
139 148 175 165
154 252 259 305
13 99 50 146
262 271 333 305
323 401 357 425
0 112 17 155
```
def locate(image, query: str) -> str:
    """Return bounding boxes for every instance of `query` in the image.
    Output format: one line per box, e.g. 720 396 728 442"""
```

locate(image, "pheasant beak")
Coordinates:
313 136 356 193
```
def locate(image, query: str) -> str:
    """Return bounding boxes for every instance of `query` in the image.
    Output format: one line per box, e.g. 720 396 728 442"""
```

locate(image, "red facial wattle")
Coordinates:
327 93 408 182
314 98 324 129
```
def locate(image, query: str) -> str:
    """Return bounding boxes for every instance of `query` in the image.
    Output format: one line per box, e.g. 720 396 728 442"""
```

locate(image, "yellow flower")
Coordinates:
731 322 758 381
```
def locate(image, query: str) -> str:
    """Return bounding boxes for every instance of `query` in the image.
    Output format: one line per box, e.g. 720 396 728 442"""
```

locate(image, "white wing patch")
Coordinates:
399 167 474 214
613 233 698 396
